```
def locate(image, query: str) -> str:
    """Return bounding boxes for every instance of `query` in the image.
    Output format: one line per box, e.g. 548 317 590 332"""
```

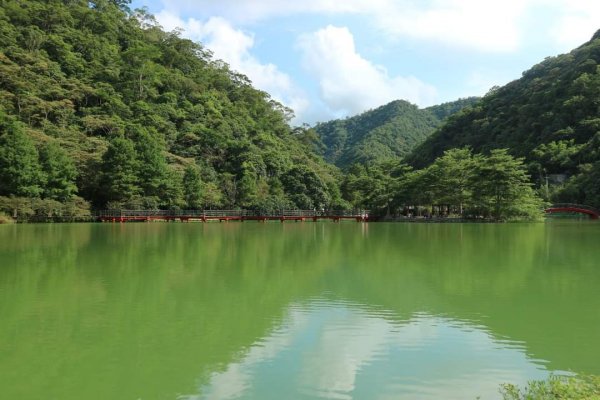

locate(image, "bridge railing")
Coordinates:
96 209 370 218
547 203 600 214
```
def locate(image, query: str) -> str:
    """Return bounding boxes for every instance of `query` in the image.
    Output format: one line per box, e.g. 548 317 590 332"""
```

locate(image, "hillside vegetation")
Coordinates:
313 98 478 169
407 31 600 208
0 0 595 218
0 0 345 217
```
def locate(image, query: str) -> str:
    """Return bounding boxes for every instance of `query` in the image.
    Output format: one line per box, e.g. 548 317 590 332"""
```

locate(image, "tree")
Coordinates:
98 136 140 206
425 148 476 215
202 181 222 209
281 166 330 209
39 141 78 201
0 120 45 197
159 168 183 209
182 164 203 209
558 161 600 208
470 149 544 220
132 126 169 201
0 0 347 210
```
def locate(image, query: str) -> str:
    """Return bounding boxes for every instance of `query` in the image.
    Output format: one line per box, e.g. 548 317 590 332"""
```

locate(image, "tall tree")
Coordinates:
470 149 543 220
0 119 45 197
182 164 203 209
425 148 476 215
131 126 169 201
98 136 140 206
39 141 78 201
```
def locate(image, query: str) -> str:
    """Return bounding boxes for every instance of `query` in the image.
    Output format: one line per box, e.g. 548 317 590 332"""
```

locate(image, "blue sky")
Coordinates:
131 0 600 125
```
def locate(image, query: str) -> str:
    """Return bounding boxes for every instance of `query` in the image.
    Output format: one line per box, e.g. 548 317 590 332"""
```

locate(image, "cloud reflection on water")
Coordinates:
186 299 549 400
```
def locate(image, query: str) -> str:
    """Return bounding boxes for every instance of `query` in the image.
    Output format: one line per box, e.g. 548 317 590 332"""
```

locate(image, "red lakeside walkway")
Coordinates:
97 210 370 223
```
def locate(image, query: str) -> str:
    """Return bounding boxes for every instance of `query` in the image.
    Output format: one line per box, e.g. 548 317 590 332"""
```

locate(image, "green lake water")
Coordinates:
0 221 599 399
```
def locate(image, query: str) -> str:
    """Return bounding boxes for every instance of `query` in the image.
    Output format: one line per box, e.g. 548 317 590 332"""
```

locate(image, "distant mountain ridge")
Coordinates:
313 97 479 169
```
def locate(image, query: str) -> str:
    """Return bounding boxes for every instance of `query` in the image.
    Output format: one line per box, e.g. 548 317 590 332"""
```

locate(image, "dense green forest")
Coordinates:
407 30 600 208
0 0 346 218
313 98 478 169
341 148 544 221
0 0 595 220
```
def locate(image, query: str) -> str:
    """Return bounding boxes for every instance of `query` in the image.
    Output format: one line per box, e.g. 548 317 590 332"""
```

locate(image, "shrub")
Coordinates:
501 375 600 400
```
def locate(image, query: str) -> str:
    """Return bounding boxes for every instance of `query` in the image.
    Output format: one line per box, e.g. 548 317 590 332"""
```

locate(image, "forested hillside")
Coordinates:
425 97 480 121
0 0 345 216
407 30 600 207
313 98 478 169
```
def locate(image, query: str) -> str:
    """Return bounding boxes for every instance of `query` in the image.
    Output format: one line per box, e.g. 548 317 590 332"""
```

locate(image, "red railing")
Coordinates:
96 209 370 222
545 204 599 219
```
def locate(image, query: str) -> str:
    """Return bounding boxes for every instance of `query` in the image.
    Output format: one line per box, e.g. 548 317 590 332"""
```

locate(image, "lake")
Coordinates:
0 221 599 399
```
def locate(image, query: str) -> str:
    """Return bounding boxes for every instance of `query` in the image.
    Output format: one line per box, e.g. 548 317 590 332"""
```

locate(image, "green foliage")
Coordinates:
420 148 475 214
39 141 78 201
531 139 583 174
424 97 480 120
314 101 439 168
0 0 343 210
470 149 545 221
281 166 330 209
500 375 600 400
99 136 140 206
0 195 90 221
0 118 45 197
406 30 600 208
314 98 478 169
0 212 14 223
182 164 203 209
342 160 412 212
341 148 544 220
556 160 600 207
131 125 169 204
201 181 222 209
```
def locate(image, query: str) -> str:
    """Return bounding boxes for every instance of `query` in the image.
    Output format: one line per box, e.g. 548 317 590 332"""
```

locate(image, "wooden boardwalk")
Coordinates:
97 210 370 223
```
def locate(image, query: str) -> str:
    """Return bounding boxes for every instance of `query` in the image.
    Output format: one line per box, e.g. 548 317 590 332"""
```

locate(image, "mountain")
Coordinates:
425 97 482 121
407 31 600 173
313 98 479 169
0 0 345 214
405 30 600 207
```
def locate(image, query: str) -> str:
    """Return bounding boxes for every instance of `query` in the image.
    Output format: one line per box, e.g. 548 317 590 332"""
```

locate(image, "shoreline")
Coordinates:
1 217 559 224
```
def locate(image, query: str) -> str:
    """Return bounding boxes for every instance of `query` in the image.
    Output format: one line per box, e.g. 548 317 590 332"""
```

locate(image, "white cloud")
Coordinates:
158 0 600 53
372 0 527 52
298 26 437 116
548 0 600 49
150 0 600 123
155 11 309 122
156 0 376 23
159 0 527 52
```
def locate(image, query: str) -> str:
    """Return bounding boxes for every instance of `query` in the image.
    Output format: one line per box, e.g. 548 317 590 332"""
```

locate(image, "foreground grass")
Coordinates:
500 375 600 399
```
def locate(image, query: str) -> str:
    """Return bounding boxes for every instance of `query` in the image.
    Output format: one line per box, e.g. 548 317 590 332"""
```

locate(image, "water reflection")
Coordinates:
0 222 599 400
191 300 549 400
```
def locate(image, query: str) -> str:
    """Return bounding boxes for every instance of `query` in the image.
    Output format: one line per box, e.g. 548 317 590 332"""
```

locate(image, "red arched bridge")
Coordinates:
97 209 370 223
545 204 599 219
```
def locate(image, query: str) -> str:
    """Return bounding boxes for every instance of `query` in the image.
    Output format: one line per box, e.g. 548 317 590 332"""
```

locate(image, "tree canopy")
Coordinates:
0 0 345 210
341 148 544 221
